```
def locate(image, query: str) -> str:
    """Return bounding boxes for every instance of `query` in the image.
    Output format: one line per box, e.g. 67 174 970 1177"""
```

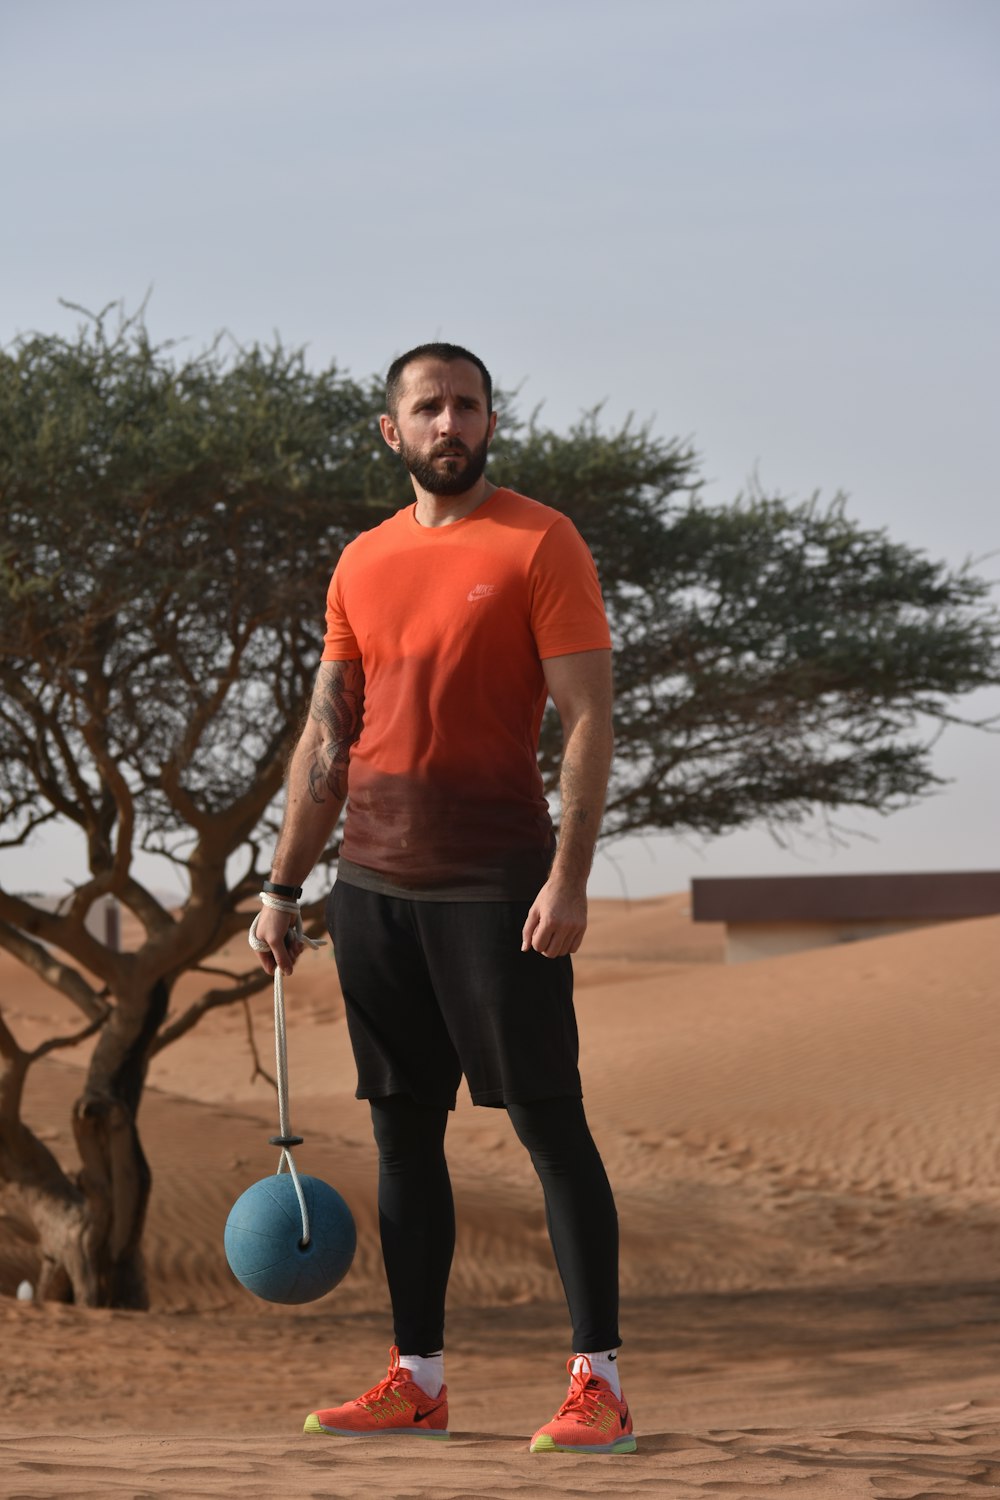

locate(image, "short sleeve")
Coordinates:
529 517 612 659
321 556 362 661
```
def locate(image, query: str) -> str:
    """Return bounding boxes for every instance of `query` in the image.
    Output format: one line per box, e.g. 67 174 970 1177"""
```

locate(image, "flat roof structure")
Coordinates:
691 871 1000 924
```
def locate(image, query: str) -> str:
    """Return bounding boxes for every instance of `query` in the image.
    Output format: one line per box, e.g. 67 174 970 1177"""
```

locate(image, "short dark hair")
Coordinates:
385 342 493 419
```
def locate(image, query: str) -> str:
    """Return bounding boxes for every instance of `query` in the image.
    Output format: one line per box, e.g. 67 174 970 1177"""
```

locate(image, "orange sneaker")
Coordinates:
530 1356 636 1454
303 1346 449 1440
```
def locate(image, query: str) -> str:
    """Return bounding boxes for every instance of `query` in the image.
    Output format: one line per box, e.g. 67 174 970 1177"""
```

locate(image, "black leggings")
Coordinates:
370 1094 620 1354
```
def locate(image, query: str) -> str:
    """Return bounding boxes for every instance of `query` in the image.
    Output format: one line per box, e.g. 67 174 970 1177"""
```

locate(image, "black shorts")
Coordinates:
326 882 581 1108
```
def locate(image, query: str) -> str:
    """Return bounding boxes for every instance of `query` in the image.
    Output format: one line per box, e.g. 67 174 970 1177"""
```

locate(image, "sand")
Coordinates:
1 896 999 1497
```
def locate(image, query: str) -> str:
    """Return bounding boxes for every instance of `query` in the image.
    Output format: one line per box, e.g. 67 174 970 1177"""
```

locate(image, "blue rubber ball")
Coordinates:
224 1173 356 1304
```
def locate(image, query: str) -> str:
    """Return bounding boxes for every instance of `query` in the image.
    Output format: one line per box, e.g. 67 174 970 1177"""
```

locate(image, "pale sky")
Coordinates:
1 0 997 901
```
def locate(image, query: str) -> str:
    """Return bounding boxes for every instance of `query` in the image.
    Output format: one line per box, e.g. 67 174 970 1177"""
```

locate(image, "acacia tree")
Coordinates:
1 309 997 1307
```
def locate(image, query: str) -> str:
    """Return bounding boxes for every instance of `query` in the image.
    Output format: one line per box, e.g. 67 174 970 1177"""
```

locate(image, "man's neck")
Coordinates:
412 478 497 528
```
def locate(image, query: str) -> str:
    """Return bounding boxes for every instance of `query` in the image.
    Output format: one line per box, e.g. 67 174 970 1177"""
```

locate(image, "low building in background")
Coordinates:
691 871 1000 963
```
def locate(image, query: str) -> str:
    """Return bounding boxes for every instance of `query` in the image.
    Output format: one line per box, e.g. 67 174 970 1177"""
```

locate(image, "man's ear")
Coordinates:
486 410 497 445
379 413 400 452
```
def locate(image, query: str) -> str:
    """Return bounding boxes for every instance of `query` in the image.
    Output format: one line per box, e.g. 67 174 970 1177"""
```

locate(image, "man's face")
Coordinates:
383 358 496 496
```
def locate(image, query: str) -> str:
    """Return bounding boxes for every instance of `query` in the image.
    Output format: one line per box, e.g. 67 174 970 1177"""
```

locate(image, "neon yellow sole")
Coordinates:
303 1412 449 1439
530 1431 637 1454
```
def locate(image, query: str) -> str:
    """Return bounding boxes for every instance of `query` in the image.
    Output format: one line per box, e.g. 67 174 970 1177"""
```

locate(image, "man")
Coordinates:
253 342 634 1456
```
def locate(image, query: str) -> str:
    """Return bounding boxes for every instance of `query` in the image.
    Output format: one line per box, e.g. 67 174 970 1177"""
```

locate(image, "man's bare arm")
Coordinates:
255 658 365 976
522 649 614 959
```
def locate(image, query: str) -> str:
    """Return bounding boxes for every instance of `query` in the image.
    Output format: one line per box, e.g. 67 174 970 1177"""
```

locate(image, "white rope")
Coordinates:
248 894 326 1246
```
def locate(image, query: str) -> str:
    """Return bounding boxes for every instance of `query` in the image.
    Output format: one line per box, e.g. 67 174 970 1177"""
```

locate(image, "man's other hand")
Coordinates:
521 878 588 958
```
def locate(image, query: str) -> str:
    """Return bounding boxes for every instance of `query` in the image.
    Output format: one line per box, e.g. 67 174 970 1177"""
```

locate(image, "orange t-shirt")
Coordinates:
322 487 612 897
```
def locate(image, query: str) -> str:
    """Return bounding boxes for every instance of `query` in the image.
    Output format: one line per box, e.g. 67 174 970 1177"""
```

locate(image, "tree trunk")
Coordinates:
70 978 170 1308
1 977 170 1307
0 1124 98 1305
0 1031 98 1304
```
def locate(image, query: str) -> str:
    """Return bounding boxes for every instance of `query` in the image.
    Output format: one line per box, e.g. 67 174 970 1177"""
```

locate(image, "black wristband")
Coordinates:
262 879 303 900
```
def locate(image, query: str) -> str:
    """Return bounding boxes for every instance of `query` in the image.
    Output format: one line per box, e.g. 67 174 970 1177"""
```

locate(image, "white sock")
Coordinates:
573 1349 622 1398
398 1351 444 1398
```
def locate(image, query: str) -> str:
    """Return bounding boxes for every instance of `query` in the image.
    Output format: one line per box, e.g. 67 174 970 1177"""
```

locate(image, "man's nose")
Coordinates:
436 403 463 435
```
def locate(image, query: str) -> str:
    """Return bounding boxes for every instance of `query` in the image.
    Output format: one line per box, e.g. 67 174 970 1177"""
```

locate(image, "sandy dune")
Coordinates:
1 897 999 1496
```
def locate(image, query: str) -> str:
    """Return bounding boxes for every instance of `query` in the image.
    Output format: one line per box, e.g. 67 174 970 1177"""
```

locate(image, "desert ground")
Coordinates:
2 893 998 1497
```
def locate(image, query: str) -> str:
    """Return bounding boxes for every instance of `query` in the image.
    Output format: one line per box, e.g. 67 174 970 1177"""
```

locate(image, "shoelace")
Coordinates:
359 1346 406 1409
554 1355 606 1424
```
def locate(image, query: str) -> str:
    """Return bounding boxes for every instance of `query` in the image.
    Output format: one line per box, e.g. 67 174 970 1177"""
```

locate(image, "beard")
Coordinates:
397 432 491 496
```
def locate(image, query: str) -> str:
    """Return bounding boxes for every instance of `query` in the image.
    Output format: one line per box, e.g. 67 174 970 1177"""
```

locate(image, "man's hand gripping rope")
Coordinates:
250 892 324 978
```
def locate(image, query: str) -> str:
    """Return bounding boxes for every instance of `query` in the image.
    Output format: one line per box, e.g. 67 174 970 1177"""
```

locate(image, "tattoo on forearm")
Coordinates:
307 661 365 805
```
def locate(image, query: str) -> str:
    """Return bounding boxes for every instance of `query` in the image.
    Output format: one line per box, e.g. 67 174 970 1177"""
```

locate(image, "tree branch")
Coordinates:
27 1012 107 1062
0 916 109 1022
242 998 276 1090
150 967 273 1054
